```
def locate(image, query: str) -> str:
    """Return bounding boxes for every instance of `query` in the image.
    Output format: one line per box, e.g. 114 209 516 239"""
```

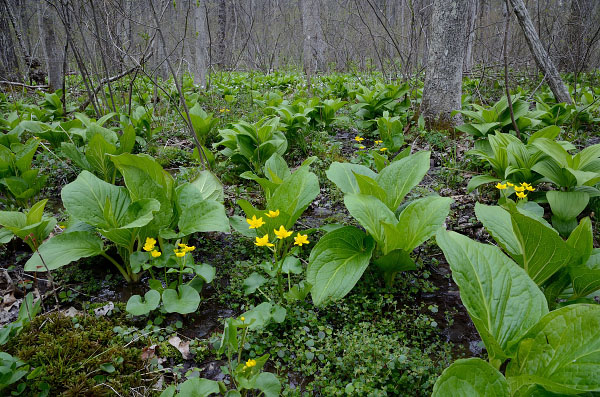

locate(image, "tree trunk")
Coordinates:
216 0 227 68
421 0 472 130
300 0 325 75
463 0 478 72
38 2 64 91
0 6 19 80
508 0 572 104
193 0 208 87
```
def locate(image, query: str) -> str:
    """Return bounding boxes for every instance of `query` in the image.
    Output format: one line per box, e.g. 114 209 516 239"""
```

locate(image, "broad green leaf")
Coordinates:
177 200 229 235
527 125 560 143
376 151 430 211
511 211 574 285
432 358 509 397
100 199 160 247
547 191 589 237
255 372 281 397
344 193 396 245
307 226 375 306
243 272 267 295
531 138 570 167
506 304 600 395
467 175 501 193
162 285 200 314
126 290 161 316
264 152 290 182
178 378 220 397
475 203 521 261
392 196 452 253
373 248 415 273
566 217 593 266
354 172 387 203
24 231 104 271
325 162 377 194
436 230 548 363
240 302 286 331
268 168 319 228
85 133 116 181
62 171 130 228
180 171 224 203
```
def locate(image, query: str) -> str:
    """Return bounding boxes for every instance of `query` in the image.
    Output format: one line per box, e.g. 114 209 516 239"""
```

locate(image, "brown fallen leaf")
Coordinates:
141 344 157 361
168 335 192 360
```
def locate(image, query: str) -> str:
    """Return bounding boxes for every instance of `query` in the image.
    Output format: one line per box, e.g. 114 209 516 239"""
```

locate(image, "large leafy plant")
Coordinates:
25 154 229 283
0 137 47 208
350 83 410 129
306 151 452 305
215 117 287 174
0 199 56 251
433 229 600 396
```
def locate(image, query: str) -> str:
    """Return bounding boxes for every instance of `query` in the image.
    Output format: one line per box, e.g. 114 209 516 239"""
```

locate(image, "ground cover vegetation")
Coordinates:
1 0 600 396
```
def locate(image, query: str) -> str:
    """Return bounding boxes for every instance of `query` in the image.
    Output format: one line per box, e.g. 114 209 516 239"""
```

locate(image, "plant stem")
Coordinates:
100 252 132 283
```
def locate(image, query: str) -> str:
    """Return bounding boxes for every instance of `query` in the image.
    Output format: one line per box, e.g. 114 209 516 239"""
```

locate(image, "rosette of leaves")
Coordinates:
0 137 47 208
475 202 600 307
0 199 56 250
433 229 600 396
25 154 229 283
350 83 410 130
214 116 287 174
307 151 452 306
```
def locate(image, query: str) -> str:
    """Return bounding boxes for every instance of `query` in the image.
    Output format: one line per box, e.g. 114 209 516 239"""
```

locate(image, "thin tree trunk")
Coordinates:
508 0 572 104
38 2 64 92
193 0 208 86
0 3 19 80
421 0 472 129
300 0 325 75
217 0 227 68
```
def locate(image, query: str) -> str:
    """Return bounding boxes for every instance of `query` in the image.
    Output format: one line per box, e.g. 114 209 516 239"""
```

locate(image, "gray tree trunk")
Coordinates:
508 0 572 104
193 0 208 87
421 0 472 129
38 1 64 91
300 0 325 74
216 0 227 68
0 6 19 80
463 0 478 72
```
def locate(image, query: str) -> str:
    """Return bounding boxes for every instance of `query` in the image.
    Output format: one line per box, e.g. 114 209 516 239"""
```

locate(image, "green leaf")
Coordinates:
126 290 161 316
162 285 200 314
475 203 521 261
506 304 600 395
373 249 415 273
307 226 375 306
176 200 229 235
254 372 281 397
343 193 396 245
376 151 430 211
243 272 267 295
436 230 548 363
325 162 377 194
178 378 220 397
392 196 452 253
61 171 130 228
24 231 104 271
281 256 302 274
511 210 574 285
182 171 224 203
467 175 500 193
547 191 589 237
240 302 286 331
268 168 319 228
432 358 509 397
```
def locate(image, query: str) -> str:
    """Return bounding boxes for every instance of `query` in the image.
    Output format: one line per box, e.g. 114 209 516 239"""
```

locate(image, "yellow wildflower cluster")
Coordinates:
379 147 388 152
246 215 265 229
354 136 364 142
219 108 230 113
496 181 535 199
174 243 195 258
375 140 383 144
144 237 162 258
243 359 257 370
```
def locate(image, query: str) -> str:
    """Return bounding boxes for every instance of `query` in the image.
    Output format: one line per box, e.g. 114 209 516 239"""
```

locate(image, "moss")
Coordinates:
6 312 155 396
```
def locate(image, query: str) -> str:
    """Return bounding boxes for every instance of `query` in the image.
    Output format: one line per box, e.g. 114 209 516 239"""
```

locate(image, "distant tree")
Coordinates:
421 0 473 130
37 1 64 91
300 0 325 75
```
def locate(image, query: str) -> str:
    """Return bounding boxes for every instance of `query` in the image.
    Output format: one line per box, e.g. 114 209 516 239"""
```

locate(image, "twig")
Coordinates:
0 81 48 90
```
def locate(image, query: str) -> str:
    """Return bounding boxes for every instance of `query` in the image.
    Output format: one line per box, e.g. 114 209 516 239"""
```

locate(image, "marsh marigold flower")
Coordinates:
151 250 161 258
354 136 364 142
496 182 507 190
294 233 309 246
243 359 257 369
143 237 157 252
375 140 383 144
255 234 274 247
506 182 514 187
379 147 388 152
358 145 366 149
246 215 265 229
274 225 293 239
516 191 527 199
174 249 186 258
265 209 280 218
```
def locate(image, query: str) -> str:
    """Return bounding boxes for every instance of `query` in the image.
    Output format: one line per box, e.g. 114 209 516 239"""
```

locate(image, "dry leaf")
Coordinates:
94 302 114 317
63 307 81 317
168 335 192 360
141 344 157 361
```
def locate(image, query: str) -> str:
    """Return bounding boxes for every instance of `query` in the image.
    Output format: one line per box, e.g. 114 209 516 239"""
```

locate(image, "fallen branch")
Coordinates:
0 81 49 90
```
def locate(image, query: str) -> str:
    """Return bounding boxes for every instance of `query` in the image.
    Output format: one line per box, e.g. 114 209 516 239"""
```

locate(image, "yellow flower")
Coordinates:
240 316 245 322
243 359 257 369
174 249 186 258
255 234 274 247
520 182 531 188
514 186 525 192
293 233 309 246
379 147 388 152
246 215 265 229
354 136 364 142
375 140 383 144
516 191 527 199
496 183 507 190
525 186 535 192
358 145 366 149
506 182 514 187
58 224 66 229
151 250 162 258
143 237 157 252
266 209 280 218
274 225 293 239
